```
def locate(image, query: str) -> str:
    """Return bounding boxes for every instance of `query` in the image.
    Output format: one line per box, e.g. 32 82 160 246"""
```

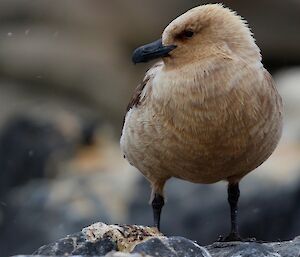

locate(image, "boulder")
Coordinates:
11 222 300 257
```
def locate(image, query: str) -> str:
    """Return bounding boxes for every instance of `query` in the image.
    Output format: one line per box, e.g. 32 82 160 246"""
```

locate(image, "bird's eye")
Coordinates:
175 29 195 40
183 30 194 38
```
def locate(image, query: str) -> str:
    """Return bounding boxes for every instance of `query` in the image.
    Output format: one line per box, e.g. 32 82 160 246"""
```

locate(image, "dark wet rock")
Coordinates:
34 232 117 256
207 242 280 257
212 240 300 257
73 238 117 256
133 237 175 257
206 238 300 257
13 254 146 257
132 236 210 257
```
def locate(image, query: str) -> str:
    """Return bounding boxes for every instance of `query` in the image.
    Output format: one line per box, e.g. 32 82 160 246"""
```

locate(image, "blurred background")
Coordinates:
0 0 300 256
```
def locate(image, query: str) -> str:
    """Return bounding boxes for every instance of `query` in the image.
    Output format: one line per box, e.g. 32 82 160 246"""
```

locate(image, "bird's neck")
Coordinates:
151 56 263 104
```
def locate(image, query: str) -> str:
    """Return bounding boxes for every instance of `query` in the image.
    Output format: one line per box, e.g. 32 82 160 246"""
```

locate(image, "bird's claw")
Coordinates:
218 233 256 242
218 233 241 242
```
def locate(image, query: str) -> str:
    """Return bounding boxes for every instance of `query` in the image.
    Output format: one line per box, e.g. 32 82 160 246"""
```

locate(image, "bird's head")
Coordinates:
132 4 261 67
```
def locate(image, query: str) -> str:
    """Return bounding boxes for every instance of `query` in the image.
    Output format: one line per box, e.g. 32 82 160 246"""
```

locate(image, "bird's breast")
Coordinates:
121 71 282 184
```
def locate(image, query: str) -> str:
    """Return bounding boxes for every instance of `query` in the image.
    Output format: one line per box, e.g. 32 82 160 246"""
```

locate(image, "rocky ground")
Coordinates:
12 222 300 257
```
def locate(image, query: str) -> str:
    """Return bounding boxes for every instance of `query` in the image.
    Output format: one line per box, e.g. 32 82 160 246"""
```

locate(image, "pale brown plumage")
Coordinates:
120 4 283 239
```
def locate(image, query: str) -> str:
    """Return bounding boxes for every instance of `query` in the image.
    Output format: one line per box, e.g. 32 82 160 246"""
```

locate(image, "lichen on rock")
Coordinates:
82 222 163 252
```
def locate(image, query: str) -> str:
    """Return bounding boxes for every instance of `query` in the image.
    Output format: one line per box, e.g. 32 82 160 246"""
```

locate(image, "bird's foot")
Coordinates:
218 233 242 242
218 233 256 242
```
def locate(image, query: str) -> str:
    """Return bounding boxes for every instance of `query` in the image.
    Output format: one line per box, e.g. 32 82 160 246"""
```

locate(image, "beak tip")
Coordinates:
132 39 176 64
131 57 140 64
132 48 143 64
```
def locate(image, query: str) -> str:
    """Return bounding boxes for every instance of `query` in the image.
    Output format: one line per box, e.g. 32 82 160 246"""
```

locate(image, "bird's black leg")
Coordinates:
224 182 242 241
151 193 165 231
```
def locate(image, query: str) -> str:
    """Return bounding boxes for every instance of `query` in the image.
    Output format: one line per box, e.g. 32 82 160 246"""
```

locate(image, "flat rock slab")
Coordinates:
12 223 300 257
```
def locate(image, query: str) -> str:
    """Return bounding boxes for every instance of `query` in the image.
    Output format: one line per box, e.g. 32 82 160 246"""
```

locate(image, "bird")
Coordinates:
120 4 283 241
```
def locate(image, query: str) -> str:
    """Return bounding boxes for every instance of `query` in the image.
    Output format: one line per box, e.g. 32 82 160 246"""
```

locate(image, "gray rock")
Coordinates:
220 243 279 257
33 223 210 257
13 252 146 257
132 236 211 257
13 254 146 257
25 223 300 257
269 236 300 257
206 239 300 257
34 223 161 256
34 232 117 256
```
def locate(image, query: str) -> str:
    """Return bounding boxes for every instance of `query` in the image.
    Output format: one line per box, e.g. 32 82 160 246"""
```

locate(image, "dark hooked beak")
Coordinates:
132 39 177 64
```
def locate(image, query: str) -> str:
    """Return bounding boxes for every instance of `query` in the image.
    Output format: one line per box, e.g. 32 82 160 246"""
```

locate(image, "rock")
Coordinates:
34 223 162 255
105 253 150 257
82 223 162 252
132 236 211 257
206 237 300 257
13 253 147 257
24 223 300 257
34 232 117 256
268 236 300 257
207 242 280 257
14 251 151 257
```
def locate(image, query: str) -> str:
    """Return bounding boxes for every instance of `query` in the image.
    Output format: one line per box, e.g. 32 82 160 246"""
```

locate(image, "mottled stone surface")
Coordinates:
33 223 161 256
14 254 147 257
207 242 280 257
206 239 300 257
24 223 300 257
269 236 300 257
82 223 163 252
132 236 211 257
33 232 117 256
